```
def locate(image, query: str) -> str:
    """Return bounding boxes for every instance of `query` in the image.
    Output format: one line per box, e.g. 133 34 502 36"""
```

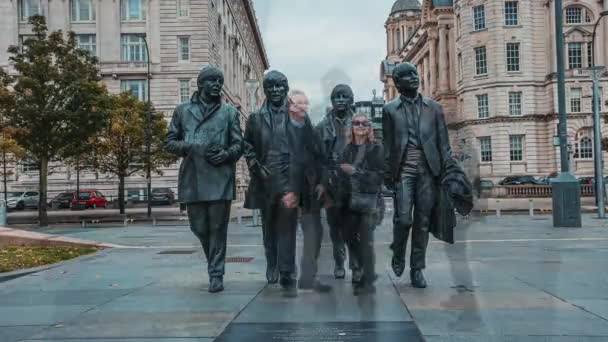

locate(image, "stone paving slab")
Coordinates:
216 322 423 342
0 326 47 342
235 275 412 324
423 336 608 342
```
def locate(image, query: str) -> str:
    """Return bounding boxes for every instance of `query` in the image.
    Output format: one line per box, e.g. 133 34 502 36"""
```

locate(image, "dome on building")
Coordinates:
390 0 421 14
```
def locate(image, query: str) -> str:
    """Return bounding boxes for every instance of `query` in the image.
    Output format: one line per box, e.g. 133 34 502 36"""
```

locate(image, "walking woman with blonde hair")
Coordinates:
336 113 384 295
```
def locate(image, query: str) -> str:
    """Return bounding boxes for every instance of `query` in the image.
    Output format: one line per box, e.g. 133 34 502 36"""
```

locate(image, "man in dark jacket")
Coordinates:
316 84 358 280
243 71 321 295
165 66 243 293
382 62 453 288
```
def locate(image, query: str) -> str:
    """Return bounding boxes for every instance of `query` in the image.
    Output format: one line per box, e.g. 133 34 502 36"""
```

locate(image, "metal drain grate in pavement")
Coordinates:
157 250 197 255
225 257 254 263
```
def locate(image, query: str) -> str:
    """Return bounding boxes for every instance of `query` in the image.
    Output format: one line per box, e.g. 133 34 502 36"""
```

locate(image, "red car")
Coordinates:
72 190 107 209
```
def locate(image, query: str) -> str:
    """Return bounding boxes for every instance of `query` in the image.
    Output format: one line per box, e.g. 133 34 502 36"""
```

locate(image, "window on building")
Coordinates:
477 94 489 119
570 88 582 113
75 34 96 55
71 0 95 21
19 35 35 53
568 42 583 69
121 0 146 20
397 29 402 49
564 6 593 24
565 6 582 24
179 79 191 103
509 91 522 116
178 37 190 62
479 137 492 162
121 80 147 101
20 158 39 173
509 135 524 161
504 1 519 26
458 53 463 81
574 129 593 159
588 42 594 67
506 42 520 72
177 0 189 17
407 26 413 40
19 0 42 21
456 14 461 37
121 34 147 62
473 5 486 31
474 46 488 75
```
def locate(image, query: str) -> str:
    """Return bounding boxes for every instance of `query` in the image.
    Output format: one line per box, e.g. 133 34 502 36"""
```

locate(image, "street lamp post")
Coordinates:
590 10 608 219
552 0 582 227
139 34 152 218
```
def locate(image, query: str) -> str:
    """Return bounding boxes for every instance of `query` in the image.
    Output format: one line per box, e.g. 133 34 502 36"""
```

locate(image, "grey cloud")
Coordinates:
253 0 397 120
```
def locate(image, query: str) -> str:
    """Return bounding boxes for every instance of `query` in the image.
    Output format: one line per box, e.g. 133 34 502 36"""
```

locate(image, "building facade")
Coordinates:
381 0 608 183
0 0 269 200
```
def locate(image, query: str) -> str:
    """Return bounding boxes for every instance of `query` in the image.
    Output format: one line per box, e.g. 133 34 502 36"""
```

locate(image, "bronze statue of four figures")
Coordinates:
165 63 473 295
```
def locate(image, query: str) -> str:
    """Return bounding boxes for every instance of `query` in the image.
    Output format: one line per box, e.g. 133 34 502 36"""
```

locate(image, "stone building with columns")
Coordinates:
0 0 268 201
381 0 608 182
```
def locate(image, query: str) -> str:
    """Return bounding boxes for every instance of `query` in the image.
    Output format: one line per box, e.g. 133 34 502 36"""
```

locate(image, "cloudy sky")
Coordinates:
252 0 398 120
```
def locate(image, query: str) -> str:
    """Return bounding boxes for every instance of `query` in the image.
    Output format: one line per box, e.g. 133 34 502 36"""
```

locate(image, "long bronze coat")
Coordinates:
382 95 473 244
165 94 243 203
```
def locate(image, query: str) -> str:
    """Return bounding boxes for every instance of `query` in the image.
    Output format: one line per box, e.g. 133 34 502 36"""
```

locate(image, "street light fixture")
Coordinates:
137 34 152 218
589 10 608 219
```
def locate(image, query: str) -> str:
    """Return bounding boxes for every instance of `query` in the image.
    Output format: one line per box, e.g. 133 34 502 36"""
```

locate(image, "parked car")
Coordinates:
71 190 107 209
126 188 147 202
6 191 39 210
151 188 175 205
49 192 74 209
499 176 542 186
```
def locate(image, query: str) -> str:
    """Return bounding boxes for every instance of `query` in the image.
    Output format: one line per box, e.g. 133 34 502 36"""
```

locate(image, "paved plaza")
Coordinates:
1 214 608 341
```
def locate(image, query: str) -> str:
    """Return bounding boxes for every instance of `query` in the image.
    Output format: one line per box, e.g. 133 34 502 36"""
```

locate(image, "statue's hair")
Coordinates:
392 62 418 79
330 84 354 100
197 65 224 88
263 70 289 89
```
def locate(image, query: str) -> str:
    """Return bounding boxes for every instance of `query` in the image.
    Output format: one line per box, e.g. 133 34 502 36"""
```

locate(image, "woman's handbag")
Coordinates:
348 145 379 211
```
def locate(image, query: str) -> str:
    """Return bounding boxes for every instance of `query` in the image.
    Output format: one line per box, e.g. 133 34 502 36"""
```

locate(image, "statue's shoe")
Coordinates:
410 269 427 288
391 256 405 277
266 266 279 284
208 277 224 293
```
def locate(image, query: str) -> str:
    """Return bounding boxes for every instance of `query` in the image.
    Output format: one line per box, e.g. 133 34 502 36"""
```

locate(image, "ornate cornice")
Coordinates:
448 113 608 130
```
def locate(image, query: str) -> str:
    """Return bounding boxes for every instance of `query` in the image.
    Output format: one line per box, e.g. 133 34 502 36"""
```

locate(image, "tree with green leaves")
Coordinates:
85 92 176 214
0 15 110 226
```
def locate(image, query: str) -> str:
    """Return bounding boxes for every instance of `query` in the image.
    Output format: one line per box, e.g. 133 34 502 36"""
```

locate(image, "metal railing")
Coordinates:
485 184 595 198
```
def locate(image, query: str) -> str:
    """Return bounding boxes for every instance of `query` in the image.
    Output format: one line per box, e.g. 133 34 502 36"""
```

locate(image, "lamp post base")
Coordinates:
552 173 582 228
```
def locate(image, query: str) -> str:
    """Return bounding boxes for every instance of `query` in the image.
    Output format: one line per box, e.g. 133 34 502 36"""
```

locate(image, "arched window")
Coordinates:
564 6 593 25
574 128 593 159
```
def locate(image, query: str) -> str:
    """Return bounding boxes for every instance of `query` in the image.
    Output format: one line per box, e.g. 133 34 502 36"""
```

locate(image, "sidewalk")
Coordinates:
1 215 608 341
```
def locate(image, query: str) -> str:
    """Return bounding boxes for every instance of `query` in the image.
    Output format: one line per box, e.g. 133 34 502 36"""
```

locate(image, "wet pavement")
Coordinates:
1 214 608 341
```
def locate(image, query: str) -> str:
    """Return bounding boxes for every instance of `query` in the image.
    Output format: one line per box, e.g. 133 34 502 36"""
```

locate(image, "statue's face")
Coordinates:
200 75 224 99
264 80 288 107
331 90 353 113
394 64 419 93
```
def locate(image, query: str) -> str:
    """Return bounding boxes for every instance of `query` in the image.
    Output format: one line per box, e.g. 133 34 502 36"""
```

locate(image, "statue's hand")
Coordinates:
207 150 229 166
